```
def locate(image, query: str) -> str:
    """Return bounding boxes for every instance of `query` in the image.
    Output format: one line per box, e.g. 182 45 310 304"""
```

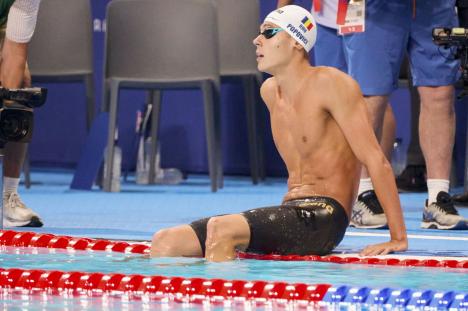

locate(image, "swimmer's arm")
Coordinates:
260 77 277 111
277 0 294 8
327 74 408 255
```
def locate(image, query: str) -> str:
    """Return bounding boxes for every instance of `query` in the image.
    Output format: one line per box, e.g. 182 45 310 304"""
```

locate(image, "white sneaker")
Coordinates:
421 191 467 230
2 192 43 227
350 190 388 229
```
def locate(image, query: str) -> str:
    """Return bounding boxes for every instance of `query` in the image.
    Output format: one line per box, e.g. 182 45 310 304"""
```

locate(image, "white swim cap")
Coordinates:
264 5 317 53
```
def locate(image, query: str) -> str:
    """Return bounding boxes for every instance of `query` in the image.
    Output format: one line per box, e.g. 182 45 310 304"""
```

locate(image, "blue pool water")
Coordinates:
1 247 466 292
1 293 300 310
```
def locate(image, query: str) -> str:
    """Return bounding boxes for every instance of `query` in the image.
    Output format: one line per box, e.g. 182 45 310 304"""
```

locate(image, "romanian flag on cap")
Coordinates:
301 16 313 31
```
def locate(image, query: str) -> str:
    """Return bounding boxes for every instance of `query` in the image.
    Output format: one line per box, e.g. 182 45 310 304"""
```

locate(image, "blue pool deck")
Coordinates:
9 170 468 259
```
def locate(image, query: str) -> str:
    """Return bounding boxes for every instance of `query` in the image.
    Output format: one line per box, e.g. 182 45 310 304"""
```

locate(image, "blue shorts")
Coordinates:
342 0 459 96
313 24 347 73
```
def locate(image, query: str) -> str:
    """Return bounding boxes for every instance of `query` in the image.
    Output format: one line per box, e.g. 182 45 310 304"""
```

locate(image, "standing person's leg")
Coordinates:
352 95 392 229
418 86 455 184
343 0 410 229
417 85 465 229
362 95 390 150
381 105 396 161
396 67 427 192
359 95 393 199
410 0 466 229
1 36 42 227
4 61 30 186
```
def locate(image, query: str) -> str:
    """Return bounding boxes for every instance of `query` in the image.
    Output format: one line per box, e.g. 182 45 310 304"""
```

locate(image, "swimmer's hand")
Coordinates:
359 239 408 256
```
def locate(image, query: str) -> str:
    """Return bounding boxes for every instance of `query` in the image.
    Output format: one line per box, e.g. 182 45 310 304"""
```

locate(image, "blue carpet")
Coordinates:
11 170 468 256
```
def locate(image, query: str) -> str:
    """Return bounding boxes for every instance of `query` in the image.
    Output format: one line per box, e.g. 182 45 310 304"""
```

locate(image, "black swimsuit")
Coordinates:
190 196 349 256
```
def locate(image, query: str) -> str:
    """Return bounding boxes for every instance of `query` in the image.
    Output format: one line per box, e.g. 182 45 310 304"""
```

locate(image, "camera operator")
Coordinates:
1 0 42 227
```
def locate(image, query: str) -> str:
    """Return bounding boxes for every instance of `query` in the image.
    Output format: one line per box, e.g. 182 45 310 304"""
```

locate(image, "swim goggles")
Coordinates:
259 28 284 39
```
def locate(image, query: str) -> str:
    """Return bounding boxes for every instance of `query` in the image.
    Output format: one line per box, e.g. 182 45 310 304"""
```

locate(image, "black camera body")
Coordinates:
432 27 468 46
0 87 47 148
433 27 468 97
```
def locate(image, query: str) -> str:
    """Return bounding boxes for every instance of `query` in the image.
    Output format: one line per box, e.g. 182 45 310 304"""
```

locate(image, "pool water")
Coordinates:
0 292 229 311
1 246 466 292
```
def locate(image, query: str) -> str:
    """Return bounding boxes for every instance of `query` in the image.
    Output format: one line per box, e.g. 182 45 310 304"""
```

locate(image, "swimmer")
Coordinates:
150 5 408 262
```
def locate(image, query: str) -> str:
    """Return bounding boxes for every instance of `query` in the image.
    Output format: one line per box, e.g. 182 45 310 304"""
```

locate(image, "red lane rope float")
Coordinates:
0 230 149 254
0 267 331 305
238 252 468 269
1 230 467 269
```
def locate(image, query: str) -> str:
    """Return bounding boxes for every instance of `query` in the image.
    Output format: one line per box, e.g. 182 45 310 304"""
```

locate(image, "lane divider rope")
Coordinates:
0 267 465 309
0 267 331 305
1 230 467 269
0 230 466 308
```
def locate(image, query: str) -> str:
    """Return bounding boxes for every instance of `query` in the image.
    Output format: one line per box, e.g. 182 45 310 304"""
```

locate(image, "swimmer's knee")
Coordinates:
204 215 250 257
151 228 179 257
206 216 235 245
152 228 170 244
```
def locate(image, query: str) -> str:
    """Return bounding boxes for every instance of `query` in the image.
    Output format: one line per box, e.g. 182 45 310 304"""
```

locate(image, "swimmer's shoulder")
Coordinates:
312 66 362 96
312 66 352 83
260 77 278 110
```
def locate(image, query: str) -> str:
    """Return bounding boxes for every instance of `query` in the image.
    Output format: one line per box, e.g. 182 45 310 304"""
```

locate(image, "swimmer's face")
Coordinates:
253 22 296 74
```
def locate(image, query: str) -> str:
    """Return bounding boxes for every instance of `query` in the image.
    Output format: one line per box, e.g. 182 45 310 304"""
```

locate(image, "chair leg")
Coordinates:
213 82 223 189
23 149 31 189
103 83 119 192
148 90 162 184
202 81 218 192
84 74 96 131
242 75 259 184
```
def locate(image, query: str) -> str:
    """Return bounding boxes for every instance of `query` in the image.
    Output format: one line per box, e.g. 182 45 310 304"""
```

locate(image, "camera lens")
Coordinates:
0 109 33 142
3 118 26 137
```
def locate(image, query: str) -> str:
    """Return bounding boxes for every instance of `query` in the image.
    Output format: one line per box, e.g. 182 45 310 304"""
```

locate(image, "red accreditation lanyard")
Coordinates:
336 0 348 25
312 0 322 13
312 0 348 24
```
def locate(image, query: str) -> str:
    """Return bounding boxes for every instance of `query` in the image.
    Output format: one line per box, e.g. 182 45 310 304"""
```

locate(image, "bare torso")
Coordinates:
267 67 361 216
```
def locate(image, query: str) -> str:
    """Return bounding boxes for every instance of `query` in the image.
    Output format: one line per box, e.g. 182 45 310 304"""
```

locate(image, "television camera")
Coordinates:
433 27 468 98
0 87 47 147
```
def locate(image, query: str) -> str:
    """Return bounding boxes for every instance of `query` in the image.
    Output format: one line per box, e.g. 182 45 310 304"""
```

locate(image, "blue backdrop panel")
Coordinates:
70 112 109 190
28 0 467 182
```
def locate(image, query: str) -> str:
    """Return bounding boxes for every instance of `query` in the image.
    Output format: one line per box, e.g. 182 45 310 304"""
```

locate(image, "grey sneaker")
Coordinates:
421 191 467 230
3 192 43 227
350 190 388 229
